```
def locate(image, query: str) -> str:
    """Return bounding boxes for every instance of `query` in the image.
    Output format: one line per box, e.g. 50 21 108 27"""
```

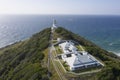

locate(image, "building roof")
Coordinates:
59 40 101 70
59 41 77 53
63 53 98 68
73 53 97 66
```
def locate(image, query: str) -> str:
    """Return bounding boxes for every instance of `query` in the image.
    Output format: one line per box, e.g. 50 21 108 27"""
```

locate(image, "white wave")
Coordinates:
109 43 113 46
117 53 120 56
114 52 120 56
108 51 120 56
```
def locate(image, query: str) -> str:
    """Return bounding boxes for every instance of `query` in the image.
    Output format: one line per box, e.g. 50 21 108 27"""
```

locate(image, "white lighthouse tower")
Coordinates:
51 19 57 32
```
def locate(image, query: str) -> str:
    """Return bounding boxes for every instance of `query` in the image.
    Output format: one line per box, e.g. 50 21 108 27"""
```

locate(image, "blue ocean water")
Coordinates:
0 15 120 56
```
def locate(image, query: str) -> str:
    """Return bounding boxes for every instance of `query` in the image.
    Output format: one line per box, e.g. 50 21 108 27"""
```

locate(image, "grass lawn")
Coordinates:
75 45 83 51
52 40 57 44
55 46 63 54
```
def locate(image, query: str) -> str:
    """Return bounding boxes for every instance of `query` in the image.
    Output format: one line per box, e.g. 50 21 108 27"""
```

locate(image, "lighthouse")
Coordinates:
51 19 57 32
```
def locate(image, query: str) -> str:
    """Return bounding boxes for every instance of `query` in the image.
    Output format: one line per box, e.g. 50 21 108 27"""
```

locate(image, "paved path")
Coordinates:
47 33 52 78
48 30 66 80
52 45 67 73
50 47 66 80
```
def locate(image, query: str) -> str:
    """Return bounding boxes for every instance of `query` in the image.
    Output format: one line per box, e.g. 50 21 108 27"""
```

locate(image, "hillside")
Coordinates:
0 28 51 80
0 27 120 80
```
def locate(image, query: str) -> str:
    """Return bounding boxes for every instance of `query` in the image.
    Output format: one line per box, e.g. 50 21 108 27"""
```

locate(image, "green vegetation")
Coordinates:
0 28 51 80
0 27 120 80
62 61 69 71
52 40 57 44
75 45 83 51
55 27 120 80
55 46 63 54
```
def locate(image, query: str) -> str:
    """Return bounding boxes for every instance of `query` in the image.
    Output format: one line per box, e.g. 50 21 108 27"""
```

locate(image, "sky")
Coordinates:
0 0 120 15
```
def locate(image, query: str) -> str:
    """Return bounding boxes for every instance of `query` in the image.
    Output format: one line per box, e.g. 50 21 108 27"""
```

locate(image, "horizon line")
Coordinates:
0 14 120 16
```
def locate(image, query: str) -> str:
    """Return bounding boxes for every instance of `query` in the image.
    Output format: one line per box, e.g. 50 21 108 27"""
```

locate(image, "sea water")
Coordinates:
0 15 119 56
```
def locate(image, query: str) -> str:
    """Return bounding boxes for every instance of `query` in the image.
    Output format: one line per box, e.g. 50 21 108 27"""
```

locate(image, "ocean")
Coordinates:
0 15 120 56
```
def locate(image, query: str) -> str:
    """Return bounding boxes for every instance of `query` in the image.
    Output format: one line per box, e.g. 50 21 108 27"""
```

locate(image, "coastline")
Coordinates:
0 37 120 57
108 51 120 56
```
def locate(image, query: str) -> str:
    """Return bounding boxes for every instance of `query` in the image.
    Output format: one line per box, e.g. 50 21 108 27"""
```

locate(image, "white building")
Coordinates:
59 41 77 53
58 41 101 71
61 53 100 70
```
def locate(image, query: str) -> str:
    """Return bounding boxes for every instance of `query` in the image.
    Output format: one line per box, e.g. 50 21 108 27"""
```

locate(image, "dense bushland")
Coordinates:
0 28 51 80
